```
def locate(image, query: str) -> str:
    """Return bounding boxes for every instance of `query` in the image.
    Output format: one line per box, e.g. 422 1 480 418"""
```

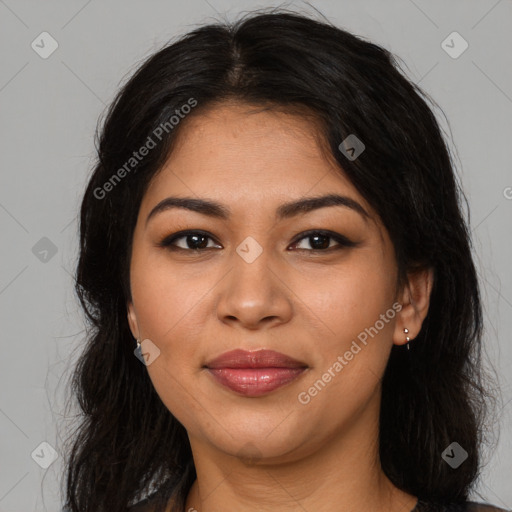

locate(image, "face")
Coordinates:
127 101 417 464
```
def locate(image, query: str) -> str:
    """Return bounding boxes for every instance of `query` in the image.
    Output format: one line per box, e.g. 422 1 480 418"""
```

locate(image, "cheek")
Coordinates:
298 258 396 402
129 257 211 422
296 282 395 430
302 255 395 341
130 246 212 344
130 256 207 425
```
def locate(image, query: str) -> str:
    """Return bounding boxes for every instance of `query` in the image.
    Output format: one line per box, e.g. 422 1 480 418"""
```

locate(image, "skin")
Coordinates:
127 101 433 512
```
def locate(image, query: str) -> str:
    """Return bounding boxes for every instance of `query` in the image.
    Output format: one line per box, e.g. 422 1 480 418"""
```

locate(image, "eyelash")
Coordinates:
157 229 358 253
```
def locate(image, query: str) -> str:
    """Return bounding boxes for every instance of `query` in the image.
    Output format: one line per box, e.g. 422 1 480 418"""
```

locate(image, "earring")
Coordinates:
404 328 410 350
135 337 142 358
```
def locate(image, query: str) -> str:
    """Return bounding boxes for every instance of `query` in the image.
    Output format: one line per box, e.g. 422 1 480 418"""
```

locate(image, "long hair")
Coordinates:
64 9 493 511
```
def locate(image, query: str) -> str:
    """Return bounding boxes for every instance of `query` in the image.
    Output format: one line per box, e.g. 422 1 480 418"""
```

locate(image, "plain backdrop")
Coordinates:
0 1 511 510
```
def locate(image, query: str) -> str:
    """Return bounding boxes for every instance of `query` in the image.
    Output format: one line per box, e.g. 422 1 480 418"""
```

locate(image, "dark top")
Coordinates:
128 495 509 511
413 502 508 512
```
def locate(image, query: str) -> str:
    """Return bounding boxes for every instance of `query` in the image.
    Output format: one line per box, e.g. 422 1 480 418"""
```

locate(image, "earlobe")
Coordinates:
393 267 434 346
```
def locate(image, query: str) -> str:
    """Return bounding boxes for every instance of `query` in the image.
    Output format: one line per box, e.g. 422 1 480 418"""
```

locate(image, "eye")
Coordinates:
158 230 221 251
158 229 357 253
288 230 357 252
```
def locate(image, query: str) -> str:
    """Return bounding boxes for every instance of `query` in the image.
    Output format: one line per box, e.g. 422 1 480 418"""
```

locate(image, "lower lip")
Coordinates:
207 367 306 397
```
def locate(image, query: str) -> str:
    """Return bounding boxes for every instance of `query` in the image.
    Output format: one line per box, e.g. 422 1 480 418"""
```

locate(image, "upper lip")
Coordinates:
205 349 307 369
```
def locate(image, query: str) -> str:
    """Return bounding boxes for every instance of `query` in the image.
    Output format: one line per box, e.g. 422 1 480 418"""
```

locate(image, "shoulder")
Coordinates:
466 504 510 512
63 499 158 512
127 499 511 511
128 497 154 511
128 492 178 512
417 501 509 512
128 492 160 512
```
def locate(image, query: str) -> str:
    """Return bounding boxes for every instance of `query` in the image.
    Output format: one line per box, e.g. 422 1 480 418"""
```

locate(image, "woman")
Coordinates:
63 9 505 512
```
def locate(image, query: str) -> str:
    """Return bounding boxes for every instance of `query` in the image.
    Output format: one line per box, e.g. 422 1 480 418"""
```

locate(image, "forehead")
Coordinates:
144 101 370 215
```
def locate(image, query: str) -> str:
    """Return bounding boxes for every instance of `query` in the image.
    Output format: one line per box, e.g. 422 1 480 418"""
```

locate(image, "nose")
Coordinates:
215 245 293 331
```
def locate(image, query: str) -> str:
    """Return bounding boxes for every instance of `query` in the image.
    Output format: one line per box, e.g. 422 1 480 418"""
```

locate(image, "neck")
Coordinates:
183 395 417 512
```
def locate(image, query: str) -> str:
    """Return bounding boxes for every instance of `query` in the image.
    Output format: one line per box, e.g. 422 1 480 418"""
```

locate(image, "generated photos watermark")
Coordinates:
94 97 198 200
297 301 402 405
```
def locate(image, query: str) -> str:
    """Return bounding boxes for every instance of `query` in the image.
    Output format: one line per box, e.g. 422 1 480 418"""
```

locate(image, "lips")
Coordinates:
205 349 308 397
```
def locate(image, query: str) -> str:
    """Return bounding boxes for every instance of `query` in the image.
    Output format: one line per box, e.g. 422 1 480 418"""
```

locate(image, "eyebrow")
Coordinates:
145 193 370 227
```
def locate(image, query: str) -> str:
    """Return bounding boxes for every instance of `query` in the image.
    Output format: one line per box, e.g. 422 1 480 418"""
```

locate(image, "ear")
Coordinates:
127 301 139 340
393 267 434 346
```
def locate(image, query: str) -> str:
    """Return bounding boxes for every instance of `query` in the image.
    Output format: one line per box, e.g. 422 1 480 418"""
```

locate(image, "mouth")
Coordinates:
204 349 308 397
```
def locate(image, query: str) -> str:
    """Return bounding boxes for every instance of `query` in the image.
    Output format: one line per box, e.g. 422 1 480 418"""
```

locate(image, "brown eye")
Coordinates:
289 230 358 252
159 231 221 251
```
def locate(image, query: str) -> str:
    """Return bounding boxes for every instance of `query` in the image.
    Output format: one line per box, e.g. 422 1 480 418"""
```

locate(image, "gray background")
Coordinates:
0 0 511 510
